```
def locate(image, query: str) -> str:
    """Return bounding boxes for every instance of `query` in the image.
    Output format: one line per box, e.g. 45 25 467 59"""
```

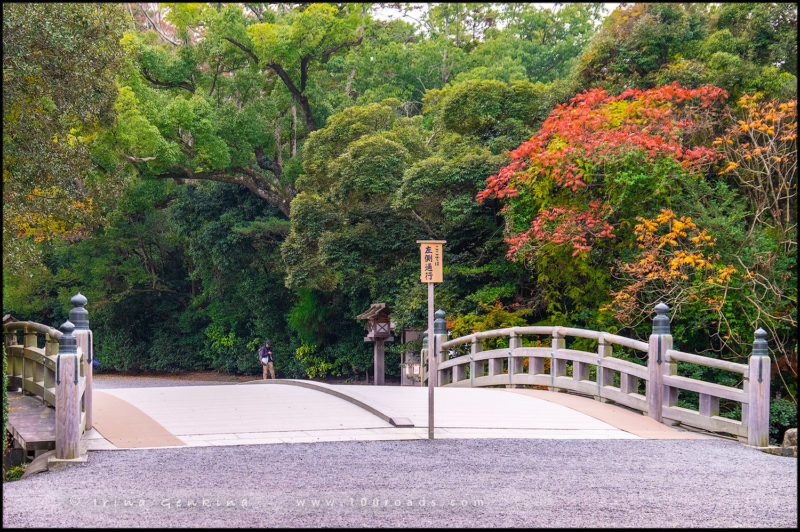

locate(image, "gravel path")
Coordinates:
2 439 796 528
5 375 797 527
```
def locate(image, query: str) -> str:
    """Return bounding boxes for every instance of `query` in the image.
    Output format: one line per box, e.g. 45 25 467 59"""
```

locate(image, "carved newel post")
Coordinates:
69 292 92 430
647 302 672 423
357 303 394 385
56 320 81 459
747 328 771 447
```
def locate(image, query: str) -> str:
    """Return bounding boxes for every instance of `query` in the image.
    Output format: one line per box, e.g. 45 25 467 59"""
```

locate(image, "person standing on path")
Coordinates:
259 340 275 380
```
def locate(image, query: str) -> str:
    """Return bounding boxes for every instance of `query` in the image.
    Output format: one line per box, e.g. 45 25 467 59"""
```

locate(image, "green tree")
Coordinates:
2 3 131 273
575 3 797 100
107 3 367 218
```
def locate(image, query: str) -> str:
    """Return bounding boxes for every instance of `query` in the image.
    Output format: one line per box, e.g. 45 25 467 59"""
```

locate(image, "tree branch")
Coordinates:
141 67 195 94
208 60 222 97
320 28 364 64
117 148 157 163
139 5 180 46
410 209 435 238
223 37 260 65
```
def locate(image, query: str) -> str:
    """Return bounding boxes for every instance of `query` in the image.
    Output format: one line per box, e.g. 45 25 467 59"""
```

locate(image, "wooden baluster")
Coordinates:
45 335 59 406
531 334 545 376
452 344 466 384
488 338 503 378
699 394 719 417
620 373 637 395
509 330 522 388
596 334 613 402
471 337 481 386
550 329 565 391
23 328 37 394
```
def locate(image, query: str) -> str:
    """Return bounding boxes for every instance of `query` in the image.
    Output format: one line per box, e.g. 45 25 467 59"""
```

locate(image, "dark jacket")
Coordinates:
258 345 274 363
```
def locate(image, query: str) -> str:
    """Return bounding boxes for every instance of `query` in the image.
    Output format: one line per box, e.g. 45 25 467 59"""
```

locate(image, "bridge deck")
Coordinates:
85 380 704 450
6 391 56 453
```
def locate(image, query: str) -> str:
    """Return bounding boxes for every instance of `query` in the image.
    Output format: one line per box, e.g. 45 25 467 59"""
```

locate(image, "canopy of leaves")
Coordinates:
3 3 130 273
576 3 797 100
3 3 795 407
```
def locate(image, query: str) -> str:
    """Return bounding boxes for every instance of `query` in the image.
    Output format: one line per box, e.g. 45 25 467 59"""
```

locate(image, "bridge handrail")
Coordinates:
665 348 748 375
441 326 649 352
427 303 771 447
4 320 63 340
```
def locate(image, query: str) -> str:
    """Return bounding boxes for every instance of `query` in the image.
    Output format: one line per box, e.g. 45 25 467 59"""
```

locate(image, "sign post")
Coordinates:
416 240 445 440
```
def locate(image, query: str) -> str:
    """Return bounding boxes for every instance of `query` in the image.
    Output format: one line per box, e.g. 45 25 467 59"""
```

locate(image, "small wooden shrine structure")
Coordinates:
356 303 394 385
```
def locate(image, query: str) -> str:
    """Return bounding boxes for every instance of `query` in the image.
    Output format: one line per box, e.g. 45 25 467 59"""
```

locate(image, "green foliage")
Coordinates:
287 289 333 346
576 3 797 99
769 397 798 446
295 343 332 379
5 465 26 482
2 3 796 403
3 3 131 272
449 302 533 350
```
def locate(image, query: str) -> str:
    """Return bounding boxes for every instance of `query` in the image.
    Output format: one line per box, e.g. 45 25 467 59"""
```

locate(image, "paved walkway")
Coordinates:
85 379 701 451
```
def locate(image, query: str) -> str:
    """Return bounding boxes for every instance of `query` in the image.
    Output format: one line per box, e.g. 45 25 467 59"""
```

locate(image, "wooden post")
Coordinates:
452 336 466 384
647 302 672 422
699 393 719 417
427 285 435 439
417 239 445 439
69 293 92 430
470 337 481 387
509 331 522 388
45 335 59 405
56 320 81 460
488 348 503 378
596 334 613 402
23 329 37 393
747 328 771 447
550 330 565 391
373 339 385 386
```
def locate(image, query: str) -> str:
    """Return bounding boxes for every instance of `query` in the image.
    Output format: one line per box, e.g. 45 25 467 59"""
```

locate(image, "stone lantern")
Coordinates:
356 303 394 385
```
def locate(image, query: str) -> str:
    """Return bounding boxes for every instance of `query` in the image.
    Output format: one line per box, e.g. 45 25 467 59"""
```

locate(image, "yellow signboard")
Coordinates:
416 240 446 283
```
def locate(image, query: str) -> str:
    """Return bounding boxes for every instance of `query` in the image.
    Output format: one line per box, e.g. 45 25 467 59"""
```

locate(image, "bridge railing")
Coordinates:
427 303 770 447
3 293 93 459
4 321 63 407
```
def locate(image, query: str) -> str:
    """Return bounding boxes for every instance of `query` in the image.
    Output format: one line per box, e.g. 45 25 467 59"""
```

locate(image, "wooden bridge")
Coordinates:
3 296 774 462
4 294 93 464
420 303 771 446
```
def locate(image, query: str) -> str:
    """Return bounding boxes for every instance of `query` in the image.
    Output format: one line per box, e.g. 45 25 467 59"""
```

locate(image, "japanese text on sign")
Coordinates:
416 240 445 283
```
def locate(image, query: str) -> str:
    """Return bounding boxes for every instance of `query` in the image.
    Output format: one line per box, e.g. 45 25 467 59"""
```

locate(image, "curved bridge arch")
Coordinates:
426 305 772 447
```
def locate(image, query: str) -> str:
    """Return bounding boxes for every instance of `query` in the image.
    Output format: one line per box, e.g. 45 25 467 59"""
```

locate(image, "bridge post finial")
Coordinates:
752 328 768 358
69 292 89 330
652 302 670 335
434 309 447 334
58 320 77 354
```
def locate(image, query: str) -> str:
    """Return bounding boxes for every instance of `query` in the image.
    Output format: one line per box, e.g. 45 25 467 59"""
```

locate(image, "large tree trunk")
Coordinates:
291 103 297 157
